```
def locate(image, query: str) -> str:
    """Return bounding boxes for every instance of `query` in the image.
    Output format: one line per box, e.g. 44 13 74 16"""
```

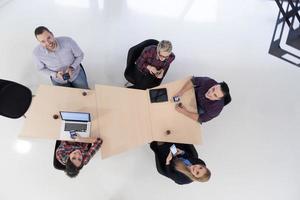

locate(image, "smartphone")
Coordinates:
69 130 77 139
170 144 177 155
63 73 70 80
173 96 180 102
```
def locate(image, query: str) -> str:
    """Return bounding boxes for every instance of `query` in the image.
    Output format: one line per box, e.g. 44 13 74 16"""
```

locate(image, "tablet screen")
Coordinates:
149 88 168 103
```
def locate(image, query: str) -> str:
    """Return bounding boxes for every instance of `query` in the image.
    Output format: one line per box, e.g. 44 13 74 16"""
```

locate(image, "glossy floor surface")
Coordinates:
0 0 299 200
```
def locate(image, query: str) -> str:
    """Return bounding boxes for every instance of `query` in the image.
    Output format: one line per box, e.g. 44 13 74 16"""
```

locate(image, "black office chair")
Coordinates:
124 39 159 86
0 79 32 119
154 144 198 177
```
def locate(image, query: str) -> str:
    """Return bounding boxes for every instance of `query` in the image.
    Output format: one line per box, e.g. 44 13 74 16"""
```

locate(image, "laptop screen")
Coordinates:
60 111 90 122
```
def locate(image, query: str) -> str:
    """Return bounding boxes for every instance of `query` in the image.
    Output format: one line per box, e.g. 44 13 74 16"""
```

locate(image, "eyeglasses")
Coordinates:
157 51 170 59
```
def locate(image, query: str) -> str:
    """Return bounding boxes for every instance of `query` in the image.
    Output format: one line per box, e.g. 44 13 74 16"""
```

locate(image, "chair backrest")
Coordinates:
124 39 159 84
0 79 32 118
53 140 66 170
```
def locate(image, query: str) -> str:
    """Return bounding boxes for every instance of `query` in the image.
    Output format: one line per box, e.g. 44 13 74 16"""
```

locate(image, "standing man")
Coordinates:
133 40 175 89
33 26 89 89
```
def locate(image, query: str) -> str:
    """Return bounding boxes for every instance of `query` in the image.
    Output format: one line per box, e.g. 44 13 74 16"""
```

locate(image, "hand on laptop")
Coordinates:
72 133 82 141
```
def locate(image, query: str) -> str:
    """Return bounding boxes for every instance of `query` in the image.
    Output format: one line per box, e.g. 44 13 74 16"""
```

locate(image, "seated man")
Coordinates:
174 76 231 123
56 136 102 178
132 40 175 89
33 26 89 89
150 142 211 185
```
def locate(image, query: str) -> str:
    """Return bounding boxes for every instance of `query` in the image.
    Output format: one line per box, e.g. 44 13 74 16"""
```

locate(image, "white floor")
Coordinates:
0 0 299 200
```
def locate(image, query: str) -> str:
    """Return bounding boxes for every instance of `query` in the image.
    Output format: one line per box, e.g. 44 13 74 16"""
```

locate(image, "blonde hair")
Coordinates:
174 159 211 182
157 40 172 53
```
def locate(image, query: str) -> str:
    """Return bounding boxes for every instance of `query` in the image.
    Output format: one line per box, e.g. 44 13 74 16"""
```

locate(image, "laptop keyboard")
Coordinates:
65 123 87 131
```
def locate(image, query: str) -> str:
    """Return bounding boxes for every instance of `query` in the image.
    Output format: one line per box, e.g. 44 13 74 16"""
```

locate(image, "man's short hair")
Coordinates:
157 40 172 53
220 82 231 106
34 26 52 37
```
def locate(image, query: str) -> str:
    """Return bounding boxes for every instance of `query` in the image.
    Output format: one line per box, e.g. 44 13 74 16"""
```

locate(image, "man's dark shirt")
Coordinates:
192 77 224 123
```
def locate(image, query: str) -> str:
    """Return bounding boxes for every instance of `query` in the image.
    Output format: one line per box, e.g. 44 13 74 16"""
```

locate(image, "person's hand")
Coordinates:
155 69 164 79
165 151 173 165
147 65 158 75
73 134 82 141
96 137 103 145
175 148 185 156
56 71 64 80
66 66 74 77
175 103 186 114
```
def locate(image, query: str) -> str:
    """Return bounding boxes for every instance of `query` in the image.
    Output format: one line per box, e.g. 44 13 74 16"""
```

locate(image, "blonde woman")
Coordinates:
150 142 211 185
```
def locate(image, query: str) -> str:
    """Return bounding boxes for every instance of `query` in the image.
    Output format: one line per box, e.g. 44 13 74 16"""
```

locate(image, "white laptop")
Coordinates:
59 111 91 140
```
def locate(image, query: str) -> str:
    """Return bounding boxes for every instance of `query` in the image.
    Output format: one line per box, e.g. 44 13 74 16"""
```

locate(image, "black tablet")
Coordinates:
149 88 168 103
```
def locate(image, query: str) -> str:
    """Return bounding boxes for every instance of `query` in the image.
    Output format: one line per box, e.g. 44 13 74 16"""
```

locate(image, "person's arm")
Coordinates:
135 47 157 74
56 141 68 165
155 69 164 79
174 79 194 97
165 151 173 165
73 134 98 143
162 53 175 72
165 151 174 177
199 109 220 123
177 105 221 123
83 138 103 165
33 53 57 78
174 148 185 156
178 145 198 158
175 103 200 122
165 151 189 185
69 37 84 70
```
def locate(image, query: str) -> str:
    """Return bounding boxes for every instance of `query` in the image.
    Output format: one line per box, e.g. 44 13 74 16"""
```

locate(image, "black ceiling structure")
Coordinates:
269 0 300 67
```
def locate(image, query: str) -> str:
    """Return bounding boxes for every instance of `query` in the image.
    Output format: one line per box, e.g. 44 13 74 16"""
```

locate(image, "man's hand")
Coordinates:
66 66 74 77
165 151 173 165
175 103 187 114
175 103 199 121
56 71 64 80
155 69 164 79
147 65 158 75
